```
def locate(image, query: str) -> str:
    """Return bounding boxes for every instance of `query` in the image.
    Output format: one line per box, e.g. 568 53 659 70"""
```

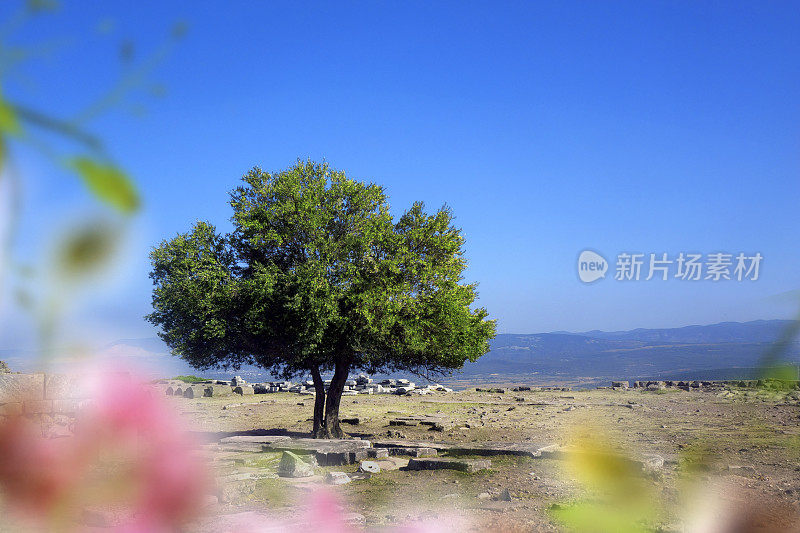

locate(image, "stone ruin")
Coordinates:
159 373 454 399
608 379 800 391
0 373 97 438
475 386 572 393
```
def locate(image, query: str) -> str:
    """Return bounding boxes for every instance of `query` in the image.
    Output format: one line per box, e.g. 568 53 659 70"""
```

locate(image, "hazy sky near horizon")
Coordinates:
1 1 799 354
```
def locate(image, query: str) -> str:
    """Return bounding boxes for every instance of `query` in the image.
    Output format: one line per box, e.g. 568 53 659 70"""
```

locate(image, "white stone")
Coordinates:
359 461 381 474
325 472 352 485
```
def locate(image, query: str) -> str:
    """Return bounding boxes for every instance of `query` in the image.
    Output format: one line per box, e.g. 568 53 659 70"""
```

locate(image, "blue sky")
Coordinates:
1 1 799 356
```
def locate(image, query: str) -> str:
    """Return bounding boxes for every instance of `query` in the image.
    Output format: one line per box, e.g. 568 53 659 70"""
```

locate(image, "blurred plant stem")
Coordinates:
0 1 185 365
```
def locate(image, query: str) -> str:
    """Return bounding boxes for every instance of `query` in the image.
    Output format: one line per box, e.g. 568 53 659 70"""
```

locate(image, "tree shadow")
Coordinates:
189 427 311 443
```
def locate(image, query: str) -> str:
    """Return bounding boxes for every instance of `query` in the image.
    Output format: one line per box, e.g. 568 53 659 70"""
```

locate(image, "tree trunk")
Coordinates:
323 361 350 439
310 366 326 438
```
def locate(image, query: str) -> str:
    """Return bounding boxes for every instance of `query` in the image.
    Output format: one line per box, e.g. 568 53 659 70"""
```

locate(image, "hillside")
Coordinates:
460 319 800 382
5 320 797 385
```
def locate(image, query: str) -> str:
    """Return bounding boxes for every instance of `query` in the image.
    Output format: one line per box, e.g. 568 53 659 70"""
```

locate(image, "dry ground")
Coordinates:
178 386 800 532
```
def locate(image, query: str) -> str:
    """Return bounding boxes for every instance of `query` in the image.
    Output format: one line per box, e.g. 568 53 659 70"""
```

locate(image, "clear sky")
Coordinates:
1 1 799 356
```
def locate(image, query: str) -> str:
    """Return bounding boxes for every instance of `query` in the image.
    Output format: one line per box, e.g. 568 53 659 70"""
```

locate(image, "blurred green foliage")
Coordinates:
0 1 185 360
68 157 140 214
550 426 661 532
54 221 120 281
172 375 209 383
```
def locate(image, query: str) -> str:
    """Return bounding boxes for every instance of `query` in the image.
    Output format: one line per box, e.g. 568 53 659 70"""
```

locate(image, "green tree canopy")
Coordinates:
147 160 495 437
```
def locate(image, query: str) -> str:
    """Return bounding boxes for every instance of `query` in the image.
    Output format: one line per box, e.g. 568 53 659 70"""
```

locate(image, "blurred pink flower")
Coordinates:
213 488 453 533
304 490 357 533
0 414 86 518
0 369 210 532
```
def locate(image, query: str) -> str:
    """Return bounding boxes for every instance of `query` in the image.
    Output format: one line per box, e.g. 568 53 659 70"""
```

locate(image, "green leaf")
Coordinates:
55 221 119 281
0 99 21 136
68 157 140 213
0 93 20 172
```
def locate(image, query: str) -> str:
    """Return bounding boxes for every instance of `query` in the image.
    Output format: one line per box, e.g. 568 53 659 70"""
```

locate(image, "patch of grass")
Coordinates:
247 455 282 469
351 475 397 509
363 475 397 487
251 478 291 506
172 375 208 383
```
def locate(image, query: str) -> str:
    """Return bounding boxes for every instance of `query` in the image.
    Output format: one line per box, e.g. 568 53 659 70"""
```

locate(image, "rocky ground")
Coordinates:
176 385 800 532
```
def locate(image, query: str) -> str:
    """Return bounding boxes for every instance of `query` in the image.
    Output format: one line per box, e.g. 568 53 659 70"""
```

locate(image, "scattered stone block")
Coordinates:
359 460 381 474
183 386 203 398
0 373 44 402
278 451 315 478
341 417 360 425
407 457 491 473
376 457 406 471
348 450 369 464
233 385 255 396
371 440 453 453
448 442 554 458
204 384 233 397
368 448 389 459
389 419 418 426
325 471 352 485
382 446 438 458
419 418 449 429
411 448 438 457
265 438 372 466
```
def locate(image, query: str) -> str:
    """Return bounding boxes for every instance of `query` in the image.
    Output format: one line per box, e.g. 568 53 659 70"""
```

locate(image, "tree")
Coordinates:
147 160 496 438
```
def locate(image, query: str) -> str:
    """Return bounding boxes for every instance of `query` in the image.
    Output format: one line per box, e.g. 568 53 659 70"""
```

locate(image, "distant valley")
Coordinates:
459 319 800 386
3 320 798 388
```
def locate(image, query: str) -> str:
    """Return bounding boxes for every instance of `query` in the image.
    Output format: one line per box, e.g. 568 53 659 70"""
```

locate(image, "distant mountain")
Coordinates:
460 319 800 383
104 338 172 354
4 320 797 386
577 319 793 344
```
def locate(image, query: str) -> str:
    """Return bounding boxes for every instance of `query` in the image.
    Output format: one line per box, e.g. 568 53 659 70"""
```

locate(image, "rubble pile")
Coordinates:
160 373 454 398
